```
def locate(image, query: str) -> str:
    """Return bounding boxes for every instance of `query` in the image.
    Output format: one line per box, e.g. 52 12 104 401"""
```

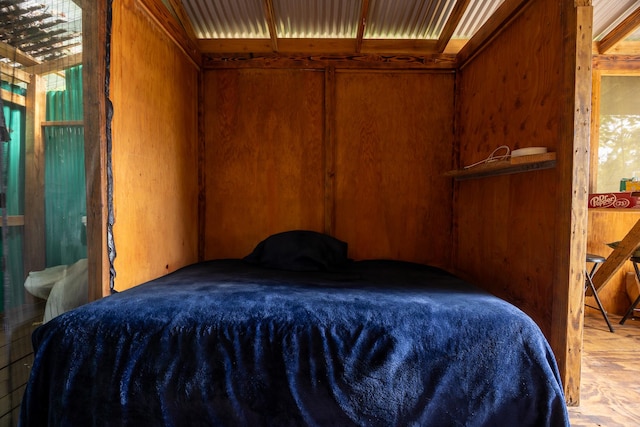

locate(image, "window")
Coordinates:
597 75 640 192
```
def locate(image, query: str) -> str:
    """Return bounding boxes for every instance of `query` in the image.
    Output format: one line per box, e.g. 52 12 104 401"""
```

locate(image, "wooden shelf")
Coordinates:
0 215 24 227
444 152 556 181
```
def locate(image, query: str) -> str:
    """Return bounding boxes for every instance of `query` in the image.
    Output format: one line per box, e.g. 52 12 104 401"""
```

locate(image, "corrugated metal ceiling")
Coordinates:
181 0 507 40
592 0 640 40
2 0 640 74
364 0 456 39
182 0 268 38
176 0 640 55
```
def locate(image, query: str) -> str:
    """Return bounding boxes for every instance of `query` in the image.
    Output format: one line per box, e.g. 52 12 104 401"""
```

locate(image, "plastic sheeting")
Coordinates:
44 66 87 267
1 84 26 309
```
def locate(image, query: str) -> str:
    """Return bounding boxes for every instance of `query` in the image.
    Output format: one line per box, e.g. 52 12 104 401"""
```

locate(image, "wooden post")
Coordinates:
83 0 111 299
23 74 46 279
551 1 593 406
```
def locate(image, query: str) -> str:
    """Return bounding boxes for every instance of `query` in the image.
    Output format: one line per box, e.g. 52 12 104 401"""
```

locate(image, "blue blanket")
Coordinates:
20 259 569 426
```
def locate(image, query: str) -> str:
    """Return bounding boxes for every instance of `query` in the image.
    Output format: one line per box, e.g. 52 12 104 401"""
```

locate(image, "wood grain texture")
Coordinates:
334 71 455 266
568 313 640 427
588 209 640 314
202 53 457 70
455 0 564 335
591 217 640 296
203 69 326 259
83 0 110 299
23 74 46 279
111 0 200 291
557 3 593 406
203 68 455 266
454 0 591 404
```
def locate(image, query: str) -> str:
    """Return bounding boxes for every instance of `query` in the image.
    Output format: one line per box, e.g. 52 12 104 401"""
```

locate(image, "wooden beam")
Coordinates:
198 38 274 54
83 0 110 300
435 0 471 53
457 0 532 69
598 6 640 54
0 216 24 227
0 40 39 67
598 40 640 55
135 0 202 68
166 0 197 41
355 0 370 53
202 52 457 70
23 74 46 279
551 2 593 406
41 120 84 127
591 218 640 293
278 38 357 54
263 0 279 52
23 52 83 76
198 37 466 56
592 54 640 71
1 89 26 107
362 39 441 54
0 63 31 84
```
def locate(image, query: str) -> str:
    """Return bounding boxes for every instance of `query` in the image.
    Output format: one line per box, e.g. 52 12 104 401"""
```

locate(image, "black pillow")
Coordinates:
243 230 349 271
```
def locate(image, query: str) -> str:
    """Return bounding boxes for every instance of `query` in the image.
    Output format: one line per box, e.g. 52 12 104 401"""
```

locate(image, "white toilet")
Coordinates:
23 216 89 323
24 264 68 300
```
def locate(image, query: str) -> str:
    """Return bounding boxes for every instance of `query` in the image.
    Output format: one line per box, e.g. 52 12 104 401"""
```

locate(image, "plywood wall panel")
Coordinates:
111 0 200 291
203 69 455 265
203 69 326 259
455 0 591 404
456 0 564 333
334 71 455 265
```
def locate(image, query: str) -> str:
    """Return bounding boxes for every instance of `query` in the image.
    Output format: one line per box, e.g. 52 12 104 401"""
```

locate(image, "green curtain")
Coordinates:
1 84 26 309
0 66 86 311
44 66 86 267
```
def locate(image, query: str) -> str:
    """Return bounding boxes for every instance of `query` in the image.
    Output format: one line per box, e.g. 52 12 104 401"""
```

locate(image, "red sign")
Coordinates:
588 192 640 209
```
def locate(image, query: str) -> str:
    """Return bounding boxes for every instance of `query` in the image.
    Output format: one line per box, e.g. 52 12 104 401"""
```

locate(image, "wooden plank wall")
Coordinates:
202 67 455 265
588 209 640 314
454 0 591 404
456 0 565 330
110 0 200 291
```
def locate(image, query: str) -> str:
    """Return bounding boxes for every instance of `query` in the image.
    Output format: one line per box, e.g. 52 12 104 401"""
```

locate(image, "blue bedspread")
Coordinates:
20 259 569 426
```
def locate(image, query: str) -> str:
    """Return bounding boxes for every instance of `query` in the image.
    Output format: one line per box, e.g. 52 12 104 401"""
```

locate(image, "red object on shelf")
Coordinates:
588 192 640 209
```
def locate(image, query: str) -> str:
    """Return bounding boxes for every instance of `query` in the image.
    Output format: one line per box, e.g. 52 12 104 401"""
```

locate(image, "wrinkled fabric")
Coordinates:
20 260 569 427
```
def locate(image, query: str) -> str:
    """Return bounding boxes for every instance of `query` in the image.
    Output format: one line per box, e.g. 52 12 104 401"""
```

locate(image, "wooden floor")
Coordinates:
568 311 640 427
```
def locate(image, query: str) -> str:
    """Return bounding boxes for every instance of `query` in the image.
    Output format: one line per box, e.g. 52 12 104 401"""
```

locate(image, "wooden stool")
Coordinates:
620 256 640 325
586 253 614 332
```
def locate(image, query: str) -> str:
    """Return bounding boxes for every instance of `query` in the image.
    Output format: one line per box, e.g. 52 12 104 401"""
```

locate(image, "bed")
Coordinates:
19 231 569 426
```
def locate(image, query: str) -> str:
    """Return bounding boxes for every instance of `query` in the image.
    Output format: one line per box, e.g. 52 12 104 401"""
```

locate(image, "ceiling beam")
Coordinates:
595 40 640 56
1 63 31 85
198 38 457 56
356 0 370 53
436 0 471 53
23 52 82 76
166 0 197 41
263 0 279 52
0 40 40 67
598 6 640 54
